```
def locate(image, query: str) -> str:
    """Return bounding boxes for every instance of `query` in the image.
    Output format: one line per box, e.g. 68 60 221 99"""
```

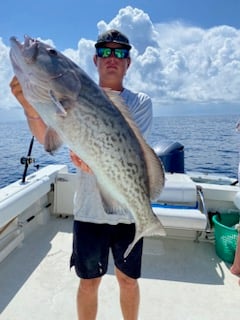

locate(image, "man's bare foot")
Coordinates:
230 266 240 276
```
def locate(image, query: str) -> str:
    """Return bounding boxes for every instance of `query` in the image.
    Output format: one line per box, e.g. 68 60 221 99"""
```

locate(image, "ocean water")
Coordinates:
0 114 239 189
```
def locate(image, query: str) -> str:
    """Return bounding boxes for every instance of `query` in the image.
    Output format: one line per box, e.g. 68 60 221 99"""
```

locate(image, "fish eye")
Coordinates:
47 48 58 56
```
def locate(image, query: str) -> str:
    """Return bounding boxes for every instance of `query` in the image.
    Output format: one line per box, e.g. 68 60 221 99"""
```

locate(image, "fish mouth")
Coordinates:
9 37 24 75
9 35 42 87
10 35 39 66
10 35 36 51
9 35 41 98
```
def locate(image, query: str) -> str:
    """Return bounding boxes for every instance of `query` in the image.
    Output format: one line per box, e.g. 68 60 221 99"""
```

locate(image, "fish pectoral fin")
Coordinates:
44 127 63 153
49 89 67 117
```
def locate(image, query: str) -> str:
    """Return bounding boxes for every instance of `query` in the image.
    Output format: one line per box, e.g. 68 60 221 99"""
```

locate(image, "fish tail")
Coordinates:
123 216 166 259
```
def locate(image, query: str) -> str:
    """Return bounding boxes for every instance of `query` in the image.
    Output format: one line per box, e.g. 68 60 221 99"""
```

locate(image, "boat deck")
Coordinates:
0 215 239 320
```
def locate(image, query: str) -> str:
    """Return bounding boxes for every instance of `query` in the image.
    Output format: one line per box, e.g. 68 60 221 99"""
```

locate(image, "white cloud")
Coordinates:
1 6 240 115
97 6 159 53
63 38 98 82
0 38 17 109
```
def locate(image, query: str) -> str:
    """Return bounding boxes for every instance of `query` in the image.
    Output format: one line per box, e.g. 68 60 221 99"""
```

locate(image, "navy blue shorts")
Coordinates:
70 221 143 279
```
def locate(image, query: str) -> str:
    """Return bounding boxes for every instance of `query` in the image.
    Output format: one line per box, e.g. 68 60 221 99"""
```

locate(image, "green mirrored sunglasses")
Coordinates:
96 47 129 59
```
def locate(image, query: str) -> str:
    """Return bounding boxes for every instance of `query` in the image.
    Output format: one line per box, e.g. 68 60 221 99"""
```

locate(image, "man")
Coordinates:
10 29 153 320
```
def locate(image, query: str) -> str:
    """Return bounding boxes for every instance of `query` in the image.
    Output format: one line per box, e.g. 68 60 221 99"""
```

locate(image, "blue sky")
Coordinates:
1 0 240 50
0 0 240 120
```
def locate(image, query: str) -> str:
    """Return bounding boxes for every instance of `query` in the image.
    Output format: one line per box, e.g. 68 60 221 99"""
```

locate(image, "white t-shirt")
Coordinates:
73 88 153 224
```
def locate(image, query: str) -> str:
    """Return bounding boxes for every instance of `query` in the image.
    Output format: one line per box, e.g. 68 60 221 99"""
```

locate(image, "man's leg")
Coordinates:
115 267 140 320
111 224 143 319
77 277 102 320
70 221 109 319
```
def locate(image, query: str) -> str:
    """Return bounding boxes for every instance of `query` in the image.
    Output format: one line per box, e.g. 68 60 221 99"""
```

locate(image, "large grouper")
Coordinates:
9 35 166 257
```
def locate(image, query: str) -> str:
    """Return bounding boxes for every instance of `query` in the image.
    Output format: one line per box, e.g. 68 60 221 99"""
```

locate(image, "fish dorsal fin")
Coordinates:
103 89 165 200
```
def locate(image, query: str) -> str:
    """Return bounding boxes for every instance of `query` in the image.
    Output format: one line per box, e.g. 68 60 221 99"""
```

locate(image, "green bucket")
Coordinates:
212 213 239 263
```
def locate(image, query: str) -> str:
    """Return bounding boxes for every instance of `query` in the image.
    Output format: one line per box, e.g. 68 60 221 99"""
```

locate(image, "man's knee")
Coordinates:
115 268 138 289
78 277 102 294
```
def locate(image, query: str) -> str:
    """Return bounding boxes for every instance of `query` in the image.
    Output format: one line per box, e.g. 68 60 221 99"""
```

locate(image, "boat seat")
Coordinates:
152 203 206 230
152 173 207 231
157 173 197 204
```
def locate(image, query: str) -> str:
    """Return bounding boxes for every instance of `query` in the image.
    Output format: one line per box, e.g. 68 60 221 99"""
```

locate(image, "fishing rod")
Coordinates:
20 136 36 183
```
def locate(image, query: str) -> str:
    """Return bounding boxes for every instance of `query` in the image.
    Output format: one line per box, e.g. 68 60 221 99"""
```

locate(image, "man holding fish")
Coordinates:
10 29 165 319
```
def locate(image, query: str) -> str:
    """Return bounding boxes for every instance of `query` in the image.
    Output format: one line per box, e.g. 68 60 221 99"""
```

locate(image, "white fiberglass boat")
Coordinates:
0 141 239 319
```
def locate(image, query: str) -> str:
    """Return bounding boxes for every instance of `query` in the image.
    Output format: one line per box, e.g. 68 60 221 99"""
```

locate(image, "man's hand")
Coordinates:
10 76 40 117
70 151 92 174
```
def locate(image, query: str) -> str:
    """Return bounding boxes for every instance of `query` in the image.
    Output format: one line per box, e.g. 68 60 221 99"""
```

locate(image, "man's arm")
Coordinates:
10 76 47 144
